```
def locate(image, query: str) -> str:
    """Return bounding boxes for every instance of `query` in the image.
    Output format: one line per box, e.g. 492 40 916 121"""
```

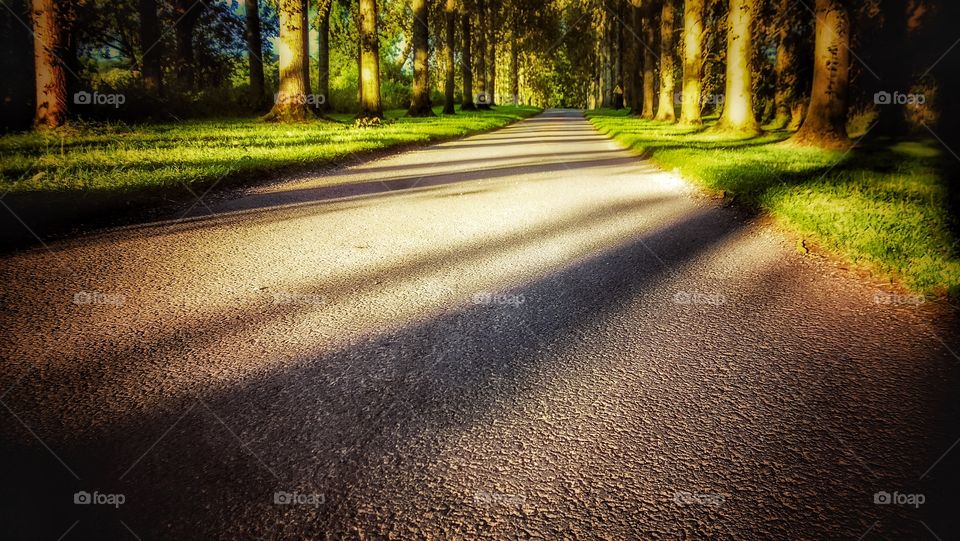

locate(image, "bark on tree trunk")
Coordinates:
244 0 265 108
31 0 67 128
476 0 489 108
408 0 434 116
488 6 496 107
717 0 760 134
443 0 457 114
357 0 383 119
139 0 163 97
264 0 314 121
770 0 800 130
173 0 204 90
679 0 704 125
318 0 332 112
510 15 519 106
641 3 657 119
301 0 311 99
461 10 476 110
602 12 613 108
655 0 677 121
628 2 643 115
792 0 850 146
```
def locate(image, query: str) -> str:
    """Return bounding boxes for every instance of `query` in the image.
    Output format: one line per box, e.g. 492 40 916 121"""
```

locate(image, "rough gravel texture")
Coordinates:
1 110 958 540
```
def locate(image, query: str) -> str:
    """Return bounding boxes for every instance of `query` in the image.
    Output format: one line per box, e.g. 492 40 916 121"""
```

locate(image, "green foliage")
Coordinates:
587 109 960 297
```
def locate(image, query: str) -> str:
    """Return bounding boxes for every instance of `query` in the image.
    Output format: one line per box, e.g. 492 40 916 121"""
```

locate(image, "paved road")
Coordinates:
1 110 958 540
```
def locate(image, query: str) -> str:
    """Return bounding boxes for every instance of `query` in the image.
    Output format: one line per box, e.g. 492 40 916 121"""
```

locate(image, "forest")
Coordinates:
4 0 957 138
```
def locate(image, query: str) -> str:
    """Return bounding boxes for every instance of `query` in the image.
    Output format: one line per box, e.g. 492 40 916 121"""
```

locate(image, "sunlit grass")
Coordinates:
588 108 960 297
0 105 541 194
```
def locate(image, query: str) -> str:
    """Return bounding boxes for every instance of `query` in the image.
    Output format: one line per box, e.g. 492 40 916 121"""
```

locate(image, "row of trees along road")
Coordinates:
15 0 549 128
11 0 960 149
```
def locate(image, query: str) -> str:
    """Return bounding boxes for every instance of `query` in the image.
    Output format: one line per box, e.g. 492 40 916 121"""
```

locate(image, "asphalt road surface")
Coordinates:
1 110 958 540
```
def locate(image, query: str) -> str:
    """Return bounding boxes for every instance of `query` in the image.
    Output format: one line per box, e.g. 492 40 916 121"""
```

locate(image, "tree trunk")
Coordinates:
264 0 314 121
443 0 457 114
408 0 434 116
717 0 760 134
31 0 66 128
792 0 850 146
301 0 311 98
173 0 204 90
627 2 643 115
244 0 265 108
614 2 623 105
488 6 496 107
655 0 677 121
476 0 489 107
679 0 704 125
461 10 476 110
357 0 383 119
318 0 332 112
602 12 613 108
641 3 657 119
770 0 800 130
510 15 519 106
139 0 163 97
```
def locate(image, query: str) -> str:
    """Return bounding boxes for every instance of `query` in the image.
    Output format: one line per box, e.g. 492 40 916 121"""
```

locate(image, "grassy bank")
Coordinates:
0 105 541 195
587 109 960 298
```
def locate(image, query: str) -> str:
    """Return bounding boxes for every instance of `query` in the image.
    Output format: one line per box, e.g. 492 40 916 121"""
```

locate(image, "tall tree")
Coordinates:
301 0 311 99
627 1 643 115
317 0 332 112
357 0 383 119
476 0 489 107
461 5 476 110
172 0 206 89
408 0 434 116
792 0 850 145
510 9 519 106
244 0 265 107
487 3 497 107
717 0 760 134
138 0 163 97
640 2 657 119
655 0 677 121
770 0 802 130
679 0 704 125
443 0 457 114
31 0 67 128
264 0 313 121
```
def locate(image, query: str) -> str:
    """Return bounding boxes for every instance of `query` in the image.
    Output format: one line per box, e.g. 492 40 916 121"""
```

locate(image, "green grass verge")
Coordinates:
587 108 960 298
0 105 541 195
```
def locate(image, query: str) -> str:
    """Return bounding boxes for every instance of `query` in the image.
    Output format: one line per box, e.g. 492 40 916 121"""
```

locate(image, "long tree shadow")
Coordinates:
0 204 747 540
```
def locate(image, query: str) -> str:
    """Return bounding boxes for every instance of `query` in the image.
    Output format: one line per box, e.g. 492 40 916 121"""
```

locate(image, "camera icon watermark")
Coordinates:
874 91 926 106
472 291 526 308
273 491 324 507
73 91 126 109
872 292 925 306
673 91 724 106
673 491 725 507
74 490 126 508
673 291 727 306
271 291 327 306
474 491 525 507
873 490 925 508
73 290 126 307
274 93 326 106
